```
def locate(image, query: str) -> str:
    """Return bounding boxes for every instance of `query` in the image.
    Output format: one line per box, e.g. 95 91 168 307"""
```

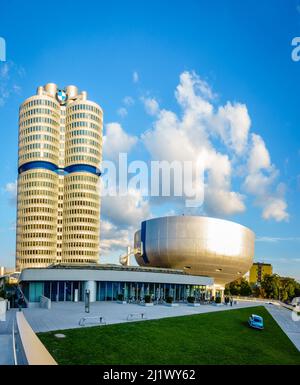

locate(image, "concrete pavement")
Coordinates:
23 300 257 333
0 309 17 366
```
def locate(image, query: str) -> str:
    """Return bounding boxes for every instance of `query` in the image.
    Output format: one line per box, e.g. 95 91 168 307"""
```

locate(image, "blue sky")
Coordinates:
0 0 300 280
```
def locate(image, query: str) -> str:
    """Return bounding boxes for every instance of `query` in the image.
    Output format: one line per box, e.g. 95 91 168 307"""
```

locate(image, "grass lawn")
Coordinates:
38 306 300 365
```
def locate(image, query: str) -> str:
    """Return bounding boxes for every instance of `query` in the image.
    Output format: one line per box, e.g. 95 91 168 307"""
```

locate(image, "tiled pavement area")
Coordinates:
23 300 258 333
0 309 17 365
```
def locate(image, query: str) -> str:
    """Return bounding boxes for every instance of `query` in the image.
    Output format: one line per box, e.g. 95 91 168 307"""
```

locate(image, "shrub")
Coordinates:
166 296 173 304
215 296 222 304
187 296 195 303
144 295 151 303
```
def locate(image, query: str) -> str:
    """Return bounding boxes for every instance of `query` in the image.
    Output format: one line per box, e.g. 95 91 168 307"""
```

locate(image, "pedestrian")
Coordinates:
230 297 233 307
17 296 23 311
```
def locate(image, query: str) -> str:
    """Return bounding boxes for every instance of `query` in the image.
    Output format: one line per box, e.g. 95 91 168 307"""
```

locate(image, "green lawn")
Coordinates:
38 306 300 365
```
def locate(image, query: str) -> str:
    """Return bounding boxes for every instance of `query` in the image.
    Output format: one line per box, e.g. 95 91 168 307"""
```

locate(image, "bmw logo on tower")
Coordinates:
56 89 68 105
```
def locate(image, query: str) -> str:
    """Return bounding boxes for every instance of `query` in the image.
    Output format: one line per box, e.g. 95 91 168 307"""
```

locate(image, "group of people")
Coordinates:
224 296 234 306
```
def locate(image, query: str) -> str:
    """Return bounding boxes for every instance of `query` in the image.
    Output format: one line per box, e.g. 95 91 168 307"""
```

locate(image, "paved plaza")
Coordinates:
0 309 17 365
23 300 260 333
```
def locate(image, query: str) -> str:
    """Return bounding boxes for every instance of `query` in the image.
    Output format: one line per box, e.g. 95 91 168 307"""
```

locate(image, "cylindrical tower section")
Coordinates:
16 169 59 270
62 99 103 264
16 93 61 271
62 172 101 263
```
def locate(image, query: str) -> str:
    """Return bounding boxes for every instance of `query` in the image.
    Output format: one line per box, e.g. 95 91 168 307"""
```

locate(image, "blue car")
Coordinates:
248 314 264 330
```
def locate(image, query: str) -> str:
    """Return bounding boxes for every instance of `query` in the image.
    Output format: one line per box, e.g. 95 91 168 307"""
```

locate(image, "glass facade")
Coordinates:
22 280 212 303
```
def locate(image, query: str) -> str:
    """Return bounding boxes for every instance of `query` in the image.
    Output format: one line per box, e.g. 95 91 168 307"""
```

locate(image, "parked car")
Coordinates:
248 314 264 330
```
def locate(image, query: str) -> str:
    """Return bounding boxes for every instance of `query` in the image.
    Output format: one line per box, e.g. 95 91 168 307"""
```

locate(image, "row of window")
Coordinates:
20 108 60 120
18 232 55 239
66 127 100 140
64 183 97 192
63 208 98 216
63 217 98 224
63 241 98 248
21 98 59 111
17 249 56 255
20 117 60 128
67 121 101 132
18 241 57 247
64 200 99 208
21 171 57 180
63 250 98 256
68 137 99 147
20 134 59 144
63 233 99 240
20 125 59 136
19 151 57 162
67 174 98 183
19 199 56 206
19 215 55 223
20 207 55 214
64 191 99 200
63 225 99 232
66 146 101 157
66 112 101 123
17 224 55 230
19 190 57 198
20 142 58 152
68 103 101 114
66 155 99 164
19 180 57 189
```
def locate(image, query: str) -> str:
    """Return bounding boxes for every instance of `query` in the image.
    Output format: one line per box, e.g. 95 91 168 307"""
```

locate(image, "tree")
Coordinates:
225 278 252 297
240 279 252 296
261 274 280 299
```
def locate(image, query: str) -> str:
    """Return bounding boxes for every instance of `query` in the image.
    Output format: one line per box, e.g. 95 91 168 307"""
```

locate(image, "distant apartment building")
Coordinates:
249 262 273 285
16 84 103 271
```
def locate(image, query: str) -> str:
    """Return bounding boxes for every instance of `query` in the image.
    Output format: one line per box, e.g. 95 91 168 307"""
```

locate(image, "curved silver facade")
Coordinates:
134 216 255 285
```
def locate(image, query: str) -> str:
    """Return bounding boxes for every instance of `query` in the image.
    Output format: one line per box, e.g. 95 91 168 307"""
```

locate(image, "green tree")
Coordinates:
261 274 280 299
225 278 253 297
240 279 252 296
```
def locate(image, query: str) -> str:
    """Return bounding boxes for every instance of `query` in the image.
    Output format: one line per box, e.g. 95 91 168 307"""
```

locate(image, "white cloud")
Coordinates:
0 61 24 106
140 71 288 220
248 133 271 173
3 180 17 206
100 189 151 258
243 134 288 222
256 236 300 242
123 96 135 106
141 71 245 216
4 181 17 196
103 122 137 160
117 107 128 118
100 220 131 255
214 102 251 155
142 97 160 116
262 198 289 222
133 71 139 83
101 189 151 228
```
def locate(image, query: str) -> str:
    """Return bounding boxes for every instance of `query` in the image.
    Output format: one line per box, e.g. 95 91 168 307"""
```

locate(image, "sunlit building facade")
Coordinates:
134 216 255 294
16 83 103 271
249 262 273 285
